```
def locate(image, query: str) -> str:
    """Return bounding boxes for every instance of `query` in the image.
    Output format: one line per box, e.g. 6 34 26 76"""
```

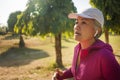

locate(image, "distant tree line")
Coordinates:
0 25 8 35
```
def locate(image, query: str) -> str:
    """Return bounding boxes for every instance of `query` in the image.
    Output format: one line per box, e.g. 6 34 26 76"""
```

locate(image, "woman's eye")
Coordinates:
82 21 86 24
75 21 78 24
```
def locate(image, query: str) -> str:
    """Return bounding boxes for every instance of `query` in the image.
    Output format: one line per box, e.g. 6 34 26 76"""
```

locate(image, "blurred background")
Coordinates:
0 0 120 80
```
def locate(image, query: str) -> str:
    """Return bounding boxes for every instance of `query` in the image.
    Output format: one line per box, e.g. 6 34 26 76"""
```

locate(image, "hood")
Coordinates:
79 39 113 59
89 39 113 52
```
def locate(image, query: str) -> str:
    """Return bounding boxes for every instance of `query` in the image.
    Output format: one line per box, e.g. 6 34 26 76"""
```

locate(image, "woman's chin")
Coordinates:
74 36 81 41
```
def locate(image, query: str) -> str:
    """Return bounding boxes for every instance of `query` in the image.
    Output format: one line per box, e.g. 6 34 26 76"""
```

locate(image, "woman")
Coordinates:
52 8 120 80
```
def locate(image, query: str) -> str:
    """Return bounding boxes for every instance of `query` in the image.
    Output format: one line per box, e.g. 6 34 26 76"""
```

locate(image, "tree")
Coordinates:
19 0 76 67
7 11 26 48
7 11 21 32
14 12 33 48
90 0 120 43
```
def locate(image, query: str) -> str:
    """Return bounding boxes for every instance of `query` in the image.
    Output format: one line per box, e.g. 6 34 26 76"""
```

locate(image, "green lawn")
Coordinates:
0 34 120 80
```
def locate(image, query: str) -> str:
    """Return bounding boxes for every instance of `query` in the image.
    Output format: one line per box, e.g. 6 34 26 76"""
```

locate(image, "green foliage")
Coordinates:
7 11 21 32
21 0 76 36
90 0 120 34
14 12 34 35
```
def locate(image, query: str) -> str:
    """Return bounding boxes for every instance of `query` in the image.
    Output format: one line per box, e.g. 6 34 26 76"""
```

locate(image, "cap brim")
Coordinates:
68 13 78 19
68 13 94 19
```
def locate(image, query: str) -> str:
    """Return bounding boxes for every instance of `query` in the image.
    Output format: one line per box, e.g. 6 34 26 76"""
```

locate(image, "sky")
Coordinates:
73 0 91 12
0 0 91 26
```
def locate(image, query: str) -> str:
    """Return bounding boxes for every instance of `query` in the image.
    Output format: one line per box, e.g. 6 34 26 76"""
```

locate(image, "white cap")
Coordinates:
68 8 104 27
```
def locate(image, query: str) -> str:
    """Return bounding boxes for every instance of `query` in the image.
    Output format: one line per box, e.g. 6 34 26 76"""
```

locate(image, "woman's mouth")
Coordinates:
74 31 81 35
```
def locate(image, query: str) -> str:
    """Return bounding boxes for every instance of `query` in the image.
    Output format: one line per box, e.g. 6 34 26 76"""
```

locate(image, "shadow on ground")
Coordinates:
0 47 49 67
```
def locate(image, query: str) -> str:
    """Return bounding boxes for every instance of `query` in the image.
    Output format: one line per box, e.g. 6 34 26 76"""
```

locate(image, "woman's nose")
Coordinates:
74 24 80 30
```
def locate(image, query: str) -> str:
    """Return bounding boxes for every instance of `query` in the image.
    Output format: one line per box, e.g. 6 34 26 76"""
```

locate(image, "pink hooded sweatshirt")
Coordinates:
57 39 120 80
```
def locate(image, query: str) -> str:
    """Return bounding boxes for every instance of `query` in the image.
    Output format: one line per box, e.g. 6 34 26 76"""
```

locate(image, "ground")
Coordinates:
0 33 74 80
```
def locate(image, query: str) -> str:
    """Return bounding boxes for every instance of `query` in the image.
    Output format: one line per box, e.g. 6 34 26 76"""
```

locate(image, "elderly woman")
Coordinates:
52 8 120 80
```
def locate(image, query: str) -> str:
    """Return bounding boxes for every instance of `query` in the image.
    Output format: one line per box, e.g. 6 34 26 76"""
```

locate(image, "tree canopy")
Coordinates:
90 0 120 34
7 11 21 32
21 0 76 36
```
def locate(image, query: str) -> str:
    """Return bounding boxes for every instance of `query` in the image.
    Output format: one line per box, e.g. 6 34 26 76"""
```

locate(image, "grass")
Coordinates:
0 33 120 80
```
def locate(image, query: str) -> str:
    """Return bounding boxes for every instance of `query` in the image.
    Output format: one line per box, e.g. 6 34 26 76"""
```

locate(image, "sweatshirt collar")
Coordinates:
78 39 112 59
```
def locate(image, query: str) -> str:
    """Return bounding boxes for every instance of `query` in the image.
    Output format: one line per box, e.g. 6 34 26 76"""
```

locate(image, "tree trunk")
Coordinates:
19 34 25 48
104 28 109 43
55 33 63 67
19 25 25 48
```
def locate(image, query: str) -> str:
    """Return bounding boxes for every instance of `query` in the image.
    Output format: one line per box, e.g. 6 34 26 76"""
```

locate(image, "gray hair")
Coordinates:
94 20 102 39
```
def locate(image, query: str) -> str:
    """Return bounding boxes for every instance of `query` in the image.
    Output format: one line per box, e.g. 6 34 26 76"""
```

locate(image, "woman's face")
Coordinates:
74 16 96 42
